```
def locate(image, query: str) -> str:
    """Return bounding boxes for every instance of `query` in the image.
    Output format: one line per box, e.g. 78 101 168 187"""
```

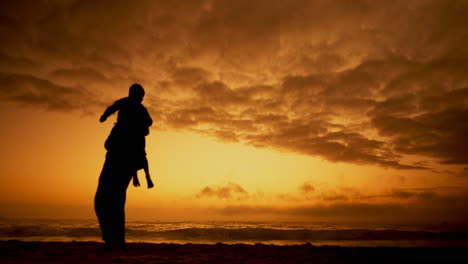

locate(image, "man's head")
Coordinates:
129 83 145 102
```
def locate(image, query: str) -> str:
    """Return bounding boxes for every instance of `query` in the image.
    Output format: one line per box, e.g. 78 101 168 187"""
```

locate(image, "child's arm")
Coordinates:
141 105 153 128
100 98 124 122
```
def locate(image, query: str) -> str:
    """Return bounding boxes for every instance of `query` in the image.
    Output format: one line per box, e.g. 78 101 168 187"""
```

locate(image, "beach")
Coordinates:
1 240 468 264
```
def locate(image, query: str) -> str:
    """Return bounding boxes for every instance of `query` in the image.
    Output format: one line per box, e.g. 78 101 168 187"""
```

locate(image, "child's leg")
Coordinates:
132 171 140 187
143 158 154 188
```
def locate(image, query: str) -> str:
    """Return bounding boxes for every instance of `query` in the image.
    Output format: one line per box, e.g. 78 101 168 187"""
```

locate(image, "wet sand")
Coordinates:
1 240 467 264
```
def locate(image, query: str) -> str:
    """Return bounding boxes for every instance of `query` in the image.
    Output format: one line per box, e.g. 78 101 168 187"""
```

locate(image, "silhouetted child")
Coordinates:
100 83 154 189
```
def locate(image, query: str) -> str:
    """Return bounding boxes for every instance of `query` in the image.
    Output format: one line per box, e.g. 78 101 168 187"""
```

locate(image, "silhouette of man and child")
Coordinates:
95 83 154 250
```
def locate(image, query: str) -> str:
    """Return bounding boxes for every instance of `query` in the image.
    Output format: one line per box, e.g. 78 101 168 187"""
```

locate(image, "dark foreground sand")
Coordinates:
1 240 467 264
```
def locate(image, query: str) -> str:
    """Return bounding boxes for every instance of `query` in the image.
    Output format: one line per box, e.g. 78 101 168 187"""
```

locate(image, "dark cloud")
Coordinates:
1 0 468 168
214 189 468 223
0 52 40 74
284 183 463 203
456 168 468 177
320 193 348 202
170 66 212 87
388 190 436 200
0 72 94 111
196 182 248 200
49 67 109 83
300 182 315 193
372 108 468 164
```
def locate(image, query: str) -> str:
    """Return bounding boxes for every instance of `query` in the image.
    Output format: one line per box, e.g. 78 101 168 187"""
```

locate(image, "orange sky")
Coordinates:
0 0 467 224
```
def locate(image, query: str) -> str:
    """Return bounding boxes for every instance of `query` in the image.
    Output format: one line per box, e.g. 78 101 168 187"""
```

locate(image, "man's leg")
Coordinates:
95 153 133 246
94 155 115 245
108 170 132 249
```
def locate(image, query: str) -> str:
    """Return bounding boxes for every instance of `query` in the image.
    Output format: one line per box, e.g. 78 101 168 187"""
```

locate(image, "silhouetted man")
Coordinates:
95 83 152 250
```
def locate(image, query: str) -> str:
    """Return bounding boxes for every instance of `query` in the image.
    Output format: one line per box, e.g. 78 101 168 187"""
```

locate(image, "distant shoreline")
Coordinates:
1 240 468 264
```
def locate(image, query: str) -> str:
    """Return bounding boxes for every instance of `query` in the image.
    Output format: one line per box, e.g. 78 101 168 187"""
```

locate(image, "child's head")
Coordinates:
129 83 145 103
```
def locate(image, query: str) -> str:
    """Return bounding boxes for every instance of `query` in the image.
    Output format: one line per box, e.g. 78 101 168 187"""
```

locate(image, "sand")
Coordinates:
1 240 467 264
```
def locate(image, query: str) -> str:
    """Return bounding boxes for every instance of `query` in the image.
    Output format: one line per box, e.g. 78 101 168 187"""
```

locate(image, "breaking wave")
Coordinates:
2 223 468 243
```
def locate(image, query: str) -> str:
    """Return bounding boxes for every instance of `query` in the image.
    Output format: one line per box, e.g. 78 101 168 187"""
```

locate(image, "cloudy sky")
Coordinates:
0 0 467 223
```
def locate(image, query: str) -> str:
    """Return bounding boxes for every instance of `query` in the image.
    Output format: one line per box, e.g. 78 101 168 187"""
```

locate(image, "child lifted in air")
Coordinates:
99 83 154 189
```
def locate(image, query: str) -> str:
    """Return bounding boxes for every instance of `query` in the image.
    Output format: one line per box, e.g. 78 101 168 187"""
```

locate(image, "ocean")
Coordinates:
1 218 468 247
